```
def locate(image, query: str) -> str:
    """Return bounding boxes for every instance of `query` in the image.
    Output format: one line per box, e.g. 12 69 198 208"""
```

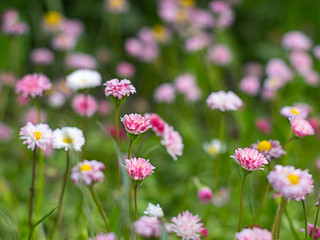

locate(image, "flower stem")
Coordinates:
312 200 320 240
133 184 138 221
215 113 225 189
284 208 301 240
128 139 133 159
89 185 111 232
29 147 37 231
115 103 120 149
272 197 286 239
238 172 248 232
83 91 89 159
252 183 270 224
302 200 308 240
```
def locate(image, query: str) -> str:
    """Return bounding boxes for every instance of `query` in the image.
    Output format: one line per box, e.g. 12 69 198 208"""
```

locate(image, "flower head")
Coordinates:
300 223 320 239
116 62 135 78
53 127 85 151
267 165 313 201
144 203 164 218
239 76 260 96
144 113 166 137
174 73 201 102
198 187 213 204
72 94 98 117
154 83 175 103
30 48 54 66
207 44 232 66
0 123 12 142
203 139 226 157
281 105 309 119
170 210 203 240
121 113 152 137
71 160 105 186
236 227 272 240
20 122 53 151
89 233 116 240
282 31 312 51
122 157 155 182
231 147 268 171
212 187 229 207
207 90 243 112
255 118 272 135
16 73 52 98
290 118 315 137
104 78 136 100
66 69 101 91
65 53 97 70
251 140 286 161
160 125 184 161
133 216 162 238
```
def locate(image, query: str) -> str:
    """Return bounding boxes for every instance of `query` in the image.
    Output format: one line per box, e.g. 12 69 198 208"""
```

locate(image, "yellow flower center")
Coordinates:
207 146 218 155
257 140 272 151
44 11 62 25
153 25 166 41
287 174 299 185
34 131 42 141
80 164 92 171
176 10 186 22
62 137 73 144
180 0 194 7
291 108 299 115
81 78 87 84
108 0 125 8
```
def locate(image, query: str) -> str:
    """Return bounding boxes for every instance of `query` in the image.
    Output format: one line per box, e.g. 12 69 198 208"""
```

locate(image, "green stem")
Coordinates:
29 147 37 233
0 86 9 121
302 200 308 240
312 200 320 240
252 183 270 224
128 139 133 159
133 184 138 221
215 113 225 189
238 173 248 232
115 103 120 149
34 150 44 222
272 197 287 239
285 208 301 240
89 185 111 232
83 91 89 159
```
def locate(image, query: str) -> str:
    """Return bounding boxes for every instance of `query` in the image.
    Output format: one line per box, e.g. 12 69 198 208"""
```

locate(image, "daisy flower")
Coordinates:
71 160 105 186
66 69 102 91
16 73 52 98
144 203 164 218
53 127 85 151
160 125 184 161
251 139 286 161
104 78 136 100
122 157 155 182
236 227 272 240
203 139 226 157
231 147 268 172
133 216 162 238
207 90 243 112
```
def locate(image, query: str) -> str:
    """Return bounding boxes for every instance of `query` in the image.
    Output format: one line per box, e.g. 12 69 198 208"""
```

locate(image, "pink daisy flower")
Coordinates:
20 122 53 151
280 105 309 119
154 83 175 103
290 118 315 137
72 94 98 117
170 210 203 240
300 223 320 239
71 160 105 186
65 52 97 70
0 123 13 142
207 44 232 66
239 76 260 96
116 62 135 78
198 187 213 204
122 157 155 181
174 73 201 102
121 113 152 138
104 78 136 100
265 58 293 82
89 233 116 240
30 48 54 66
160 125 184 161
282 31 312 51
144 113 166 137
231 147 268 171
255 118 272 135
16 73 52 98
251 139 286 161
133 216 162 238
236 227 272 240
267 165 313 201
207 90 243 112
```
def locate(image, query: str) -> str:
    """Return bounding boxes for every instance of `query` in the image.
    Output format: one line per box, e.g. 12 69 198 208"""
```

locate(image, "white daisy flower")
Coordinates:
66 69 101 91
143 203 164 218
203 139 226 157
53 127 85 151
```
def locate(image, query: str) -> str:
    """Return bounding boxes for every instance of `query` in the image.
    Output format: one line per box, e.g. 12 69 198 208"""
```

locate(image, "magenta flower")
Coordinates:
300 223 320 239
236 227 272 240
160 124 184 161
170 210 204 240
207 90 243 112
72 94 98 117
198 187 213 204
122 157 155 182
121 113 152 138
231 147 268 172
144 113 166 137
104 78 136 100
16 73 52 98
71 160 105 186
251 139 286 161
133 216 162 238
290 118 315 137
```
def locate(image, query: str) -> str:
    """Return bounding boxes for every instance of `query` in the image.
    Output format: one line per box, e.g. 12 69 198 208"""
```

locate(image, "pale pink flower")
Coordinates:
2 9 29 35
0 71 17 86
304 70 319 86
207 44 232 66
198 187 213 204
251 140 286 162
48 91 66 108
185 33 211 52
188 9 214 29
105 0 130 14
170 210 203 240
144 113 166 137
267 165 313 201
261 87 277 100
20 122 53 151
236 227 272 240
313 45 320 59
161 125 184 161
263 76 286 91
121 113 152 136
71 160 105 186
289 51 312 75
24 108 47 124
16 73 52 98
133 216 162 238
123 157 155 181
98 101 112 115
290 118 315 137
282 31 312 51
239 76 260 96
300 223 320 239
104 78 136 100
280 105 309 119
65 53 97 69
61 19 84 38
72 94 98 117
207 90 243 112
17 94 30 106
116 62 135 78
255 118 272 135
244 62 263 77
125 38 144 57
174 73 201 101
30 48 54 66
212 187 229 207
89 233 116 240
0 123 13 142
265 59 293 82
210 1 231 13
154 83 175 103
52 34 76 51
231 147 268 171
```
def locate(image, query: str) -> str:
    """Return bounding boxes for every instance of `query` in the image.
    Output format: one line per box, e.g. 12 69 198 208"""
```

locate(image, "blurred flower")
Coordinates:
89 233 116 240
261 87 276 101
203 139 226 157
24 108 47 124
66 69 101 91
251 140 286 162
161 124 184 161
231 147 268 171
105 0 129 13
236 227 272 240
52 34 76 51
207 44 232 66
170 210 203 240
267 165 313 201
244 62 263 77
154 83 175 103
30 48 54 66
133 216 162 238
123 157 155 181
265 58 293 82
121 113 152 138
300 223 320 239
71 160 105 186
53 127 85 151
282 31 312 51
189 9 214 29
185 33 211 52
289 51 312 75
255 118 272 135
212 187 229 207
17 94 30 106
152 24 171 44
263 76 286 91
20 122 53 151
198 187 213 204
72 94 98 117
2 8 29 35
104 78 136 100
207 90 243 112
239 76 260 96
0 123 12 142
144 203 164 218
280 105 309 119
200 227 208 238
316 158 320 171
304 70 319 86
106 124 126 140
116 62 135 78
61 19 84 38
48 91 66 108
144 113 166 137
65 53 97 70
210 1 234 28
174 73 201 102
16 73 52 98
0 71 17 86
289 118 315 137
98 101 112 115
314 45 320 59
43 11 63 33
